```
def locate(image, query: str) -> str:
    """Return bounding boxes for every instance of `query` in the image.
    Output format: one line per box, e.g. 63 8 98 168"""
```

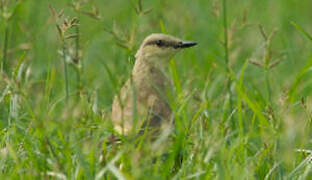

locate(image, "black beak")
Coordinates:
175 41 197 49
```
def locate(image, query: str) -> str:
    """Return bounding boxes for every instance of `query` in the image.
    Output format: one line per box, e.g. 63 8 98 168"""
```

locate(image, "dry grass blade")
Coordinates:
58 9 64 18
56 24 63 38
143 8 153 15
46 171 67 180
80 10 101 20
249 59 264 68
48 4 57 17
104 25 134 50
268 28 278 44
70 17 78 25
259 24 268 41
65 34 78 39
138 0 143 11
269 58 283 69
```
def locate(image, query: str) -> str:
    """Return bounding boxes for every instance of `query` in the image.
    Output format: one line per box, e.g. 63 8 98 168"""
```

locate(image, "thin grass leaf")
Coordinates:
170 59 182 94
291 21 312 41
12 52 26 79
95 152 123 180
235 80 268 127
237 60 249 135
264 162 280 180
287 153 312 178
0 85 10 104
288 56 312 103
159 20 166 34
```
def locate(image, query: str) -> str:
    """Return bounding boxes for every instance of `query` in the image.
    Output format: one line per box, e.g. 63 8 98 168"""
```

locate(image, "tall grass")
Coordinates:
0 0 312 179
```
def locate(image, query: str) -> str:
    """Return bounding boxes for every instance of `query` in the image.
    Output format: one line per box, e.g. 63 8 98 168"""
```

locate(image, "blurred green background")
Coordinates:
1 0 312 179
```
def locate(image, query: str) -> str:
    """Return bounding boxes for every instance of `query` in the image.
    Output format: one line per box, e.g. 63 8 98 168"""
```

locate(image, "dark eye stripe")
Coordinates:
144 40 177 48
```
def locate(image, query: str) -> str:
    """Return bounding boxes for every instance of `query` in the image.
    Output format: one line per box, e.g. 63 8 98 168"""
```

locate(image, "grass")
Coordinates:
1 0 312 179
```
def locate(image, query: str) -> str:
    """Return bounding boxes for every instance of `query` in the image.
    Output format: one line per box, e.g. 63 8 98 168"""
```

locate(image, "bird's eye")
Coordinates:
156 40 163 46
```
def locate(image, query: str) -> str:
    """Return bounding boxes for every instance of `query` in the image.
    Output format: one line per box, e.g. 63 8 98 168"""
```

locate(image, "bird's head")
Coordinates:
135 33 197 66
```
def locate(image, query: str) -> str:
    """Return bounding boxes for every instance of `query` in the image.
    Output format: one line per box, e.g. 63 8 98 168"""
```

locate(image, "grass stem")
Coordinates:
62 43 69 101
222 0 233 118
265 69 272 105
2 24 9 73
75 21 82 98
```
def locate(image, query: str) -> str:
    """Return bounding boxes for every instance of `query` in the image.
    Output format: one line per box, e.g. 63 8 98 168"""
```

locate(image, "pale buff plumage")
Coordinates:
112 33 197 135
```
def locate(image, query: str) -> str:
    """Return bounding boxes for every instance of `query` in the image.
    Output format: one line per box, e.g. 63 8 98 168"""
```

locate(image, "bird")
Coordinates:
112 33 197 136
